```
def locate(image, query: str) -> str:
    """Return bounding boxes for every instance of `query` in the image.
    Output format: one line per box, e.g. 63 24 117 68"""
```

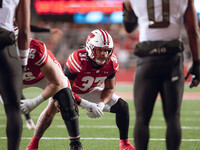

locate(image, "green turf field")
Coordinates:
0 84 200 150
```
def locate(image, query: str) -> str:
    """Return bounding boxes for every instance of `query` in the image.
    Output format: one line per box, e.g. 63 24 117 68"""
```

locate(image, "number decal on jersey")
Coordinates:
0 0 2 8
79 53 86 61
147 0 169 28
76 76 107 91
23 72 36 81
29 48 36 59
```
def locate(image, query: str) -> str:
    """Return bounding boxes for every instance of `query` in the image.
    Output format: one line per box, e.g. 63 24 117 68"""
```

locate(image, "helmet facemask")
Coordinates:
92 47 113 65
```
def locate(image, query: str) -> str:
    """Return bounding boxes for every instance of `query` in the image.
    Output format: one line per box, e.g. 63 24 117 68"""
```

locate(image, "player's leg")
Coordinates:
26 97 58 150
110 98 135 150
81 87 135 150
133 60 159 150
21 94 36 130
53 88 82 150
161 54 184 150
0 44 23 150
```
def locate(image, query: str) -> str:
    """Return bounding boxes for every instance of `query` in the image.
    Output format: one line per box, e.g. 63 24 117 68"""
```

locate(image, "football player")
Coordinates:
0 0 30 149
17 35 83 150
22 24 63 130
23 29 135 150
123 0 200 150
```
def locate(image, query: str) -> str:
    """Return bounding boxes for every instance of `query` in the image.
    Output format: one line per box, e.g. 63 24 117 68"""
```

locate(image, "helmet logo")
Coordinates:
87 33 95 43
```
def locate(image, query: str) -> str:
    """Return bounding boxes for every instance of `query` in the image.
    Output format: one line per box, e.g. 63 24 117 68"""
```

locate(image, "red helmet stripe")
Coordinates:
99 29 109 46
103 30 110 45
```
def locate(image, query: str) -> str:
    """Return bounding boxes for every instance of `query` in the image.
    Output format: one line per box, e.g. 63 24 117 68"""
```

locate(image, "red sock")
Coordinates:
26 136 40 150
120 139 130 145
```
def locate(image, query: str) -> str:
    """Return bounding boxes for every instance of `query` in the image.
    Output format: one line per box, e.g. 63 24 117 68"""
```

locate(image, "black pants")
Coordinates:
0 42 23 150
134 53 184 150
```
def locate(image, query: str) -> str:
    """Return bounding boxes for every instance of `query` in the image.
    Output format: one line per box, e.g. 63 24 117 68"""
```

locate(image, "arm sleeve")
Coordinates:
107 73 116 79
31 25 50 33
64 66 77 80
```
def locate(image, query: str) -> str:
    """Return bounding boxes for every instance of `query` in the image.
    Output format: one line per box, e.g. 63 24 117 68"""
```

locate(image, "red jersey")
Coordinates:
23 39 57 85
66 49 119 94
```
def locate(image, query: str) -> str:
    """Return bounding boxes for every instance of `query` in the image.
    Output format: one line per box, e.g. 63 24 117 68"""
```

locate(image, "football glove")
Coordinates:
185 60 200 88
122 2 138 33
87 102 105 118
20 95 44 114
80 99 104 118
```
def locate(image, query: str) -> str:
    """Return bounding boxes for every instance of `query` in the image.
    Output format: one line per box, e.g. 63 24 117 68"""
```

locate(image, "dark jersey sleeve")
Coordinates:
107 73 116 79
64 66 77 80
31 25 50 33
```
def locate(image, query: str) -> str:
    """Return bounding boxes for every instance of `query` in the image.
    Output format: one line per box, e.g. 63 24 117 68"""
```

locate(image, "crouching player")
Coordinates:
22 29 135 150
19 36 83 150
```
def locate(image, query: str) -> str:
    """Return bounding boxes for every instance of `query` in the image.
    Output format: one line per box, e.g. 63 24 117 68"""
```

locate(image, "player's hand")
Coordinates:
87 102 105 118
80 99 104 118
20 95 44 114
185 60 200 88
20 99 37 114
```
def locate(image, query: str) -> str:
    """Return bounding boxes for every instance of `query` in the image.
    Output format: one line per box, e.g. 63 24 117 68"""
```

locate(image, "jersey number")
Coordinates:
147 0 169 28
0 0 2 8
76 76 107 91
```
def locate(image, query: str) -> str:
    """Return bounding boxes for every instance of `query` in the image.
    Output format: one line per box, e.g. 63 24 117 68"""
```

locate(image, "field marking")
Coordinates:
0 137 200 142
116 92 200 100
0 125 199 129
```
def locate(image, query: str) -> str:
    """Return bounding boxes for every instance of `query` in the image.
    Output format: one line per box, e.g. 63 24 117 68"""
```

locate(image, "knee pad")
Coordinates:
110 98 129 114
53 88 78 121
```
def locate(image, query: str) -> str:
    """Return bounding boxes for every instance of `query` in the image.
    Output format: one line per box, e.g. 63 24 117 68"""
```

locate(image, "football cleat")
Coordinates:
70 141 83 150
26 144 38 150
120 139 135 150
26 119 36 130
26 136 39 150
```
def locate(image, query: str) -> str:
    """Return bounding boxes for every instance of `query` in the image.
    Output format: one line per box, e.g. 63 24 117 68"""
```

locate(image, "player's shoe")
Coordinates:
70 141 83 150
26 119 36 130
26 136 39 150
26 144 38 150
120 139 136 150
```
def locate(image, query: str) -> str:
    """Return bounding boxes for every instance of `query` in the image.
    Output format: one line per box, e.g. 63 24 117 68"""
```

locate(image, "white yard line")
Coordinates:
0 137 200 141
0 125 200 129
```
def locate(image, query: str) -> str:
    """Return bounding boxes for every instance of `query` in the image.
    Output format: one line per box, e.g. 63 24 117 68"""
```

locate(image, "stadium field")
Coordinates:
0 83 200 150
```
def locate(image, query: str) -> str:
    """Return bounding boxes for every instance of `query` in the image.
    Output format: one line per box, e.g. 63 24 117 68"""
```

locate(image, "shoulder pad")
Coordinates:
66 49 87 73
30 39 48 67
110 54 119 72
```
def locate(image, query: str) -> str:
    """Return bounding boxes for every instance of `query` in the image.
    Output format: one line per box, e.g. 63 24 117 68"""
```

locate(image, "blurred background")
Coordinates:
30 0 200 83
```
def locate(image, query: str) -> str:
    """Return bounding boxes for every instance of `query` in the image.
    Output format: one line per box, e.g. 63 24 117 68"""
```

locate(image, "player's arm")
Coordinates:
31 25 63 35
40 57 67 99
64 66 103 118
100 74 116 105
15 0 31 66
64 66 91 106
31 25 50 32
184 0 200 88
123 0 138 33
20 57 66 114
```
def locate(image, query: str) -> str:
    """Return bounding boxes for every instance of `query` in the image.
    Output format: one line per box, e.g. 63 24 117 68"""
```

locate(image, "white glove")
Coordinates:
80 99 104 118
97 102 105 112
87 112 97 118
20 95 44 114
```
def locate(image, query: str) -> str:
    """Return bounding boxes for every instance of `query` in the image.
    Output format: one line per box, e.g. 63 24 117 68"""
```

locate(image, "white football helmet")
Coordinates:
86 29 114 65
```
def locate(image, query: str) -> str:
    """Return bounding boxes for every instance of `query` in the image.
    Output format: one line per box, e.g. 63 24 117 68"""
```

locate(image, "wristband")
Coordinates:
20 57 28 66
80 99 90 108
19 49 30 57
34 95 45 105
